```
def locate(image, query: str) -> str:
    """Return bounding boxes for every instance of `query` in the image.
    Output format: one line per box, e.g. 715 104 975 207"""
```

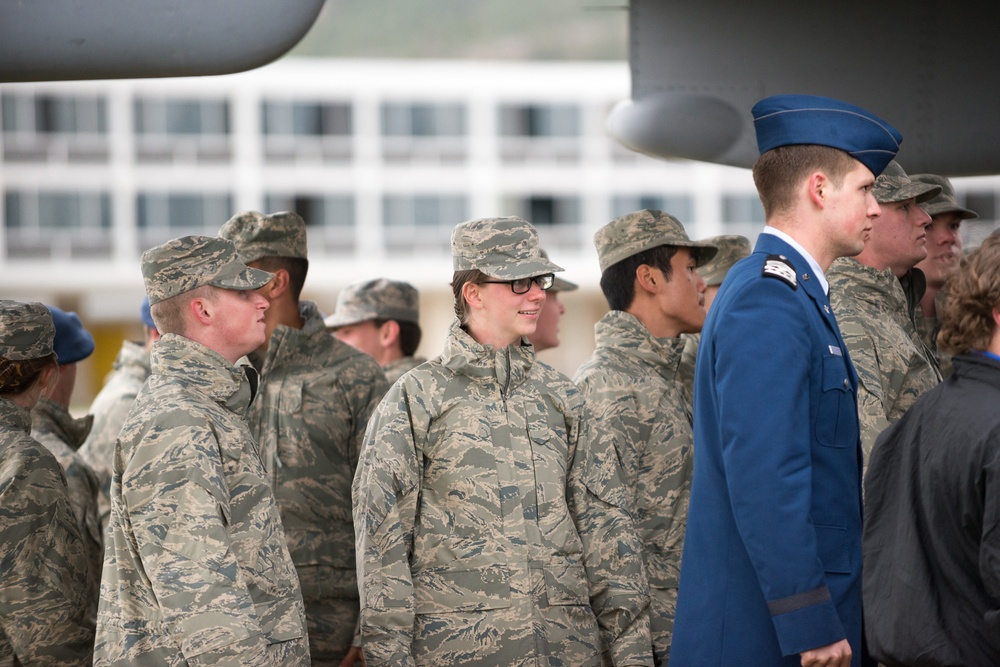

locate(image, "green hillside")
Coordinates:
290 0 628 61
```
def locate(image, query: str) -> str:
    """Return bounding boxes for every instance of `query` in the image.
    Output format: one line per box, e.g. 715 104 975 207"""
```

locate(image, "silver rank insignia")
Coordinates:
762 254 797 289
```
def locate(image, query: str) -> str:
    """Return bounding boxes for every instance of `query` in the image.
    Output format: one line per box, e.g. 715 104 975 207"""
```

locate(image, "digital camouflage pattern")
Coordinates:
676 334 699 412
96 334 309 665
324 279 421 330
79 340 151 536
911 173 978 219
246 301 388 664
594 210 717 273
575 310 694 665
31 397 102 629
828 258 942 462
871 160 940 205
696 235 751 287
382 355 426 385
141 235 274 306
0 397 95 666
540 249 579 292
0 299 53 362
451 217 563 280
219 210 308 264
353 319 652 667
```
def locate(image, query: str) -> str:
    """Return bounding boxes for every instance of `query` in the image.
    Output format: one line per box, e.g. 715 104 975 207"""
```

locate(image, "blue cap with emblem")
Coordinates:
752 94 902 177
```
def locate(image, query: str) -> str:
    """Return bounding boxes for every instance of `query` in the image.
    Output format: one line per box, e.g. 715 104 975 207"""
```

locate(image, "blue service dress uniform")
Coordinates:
671 233 866 666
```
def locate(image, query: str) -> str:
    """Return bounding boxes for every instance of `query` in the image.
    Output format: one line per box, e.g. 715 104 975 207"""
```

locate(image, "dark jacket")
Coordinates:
864 353 1000 666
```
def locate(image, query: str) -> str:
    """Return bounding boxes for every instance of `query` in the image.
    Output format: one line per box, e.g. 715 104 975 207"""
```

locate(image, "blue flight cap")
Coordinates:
752 94 902 177
46 305 95 364
140 296 156 330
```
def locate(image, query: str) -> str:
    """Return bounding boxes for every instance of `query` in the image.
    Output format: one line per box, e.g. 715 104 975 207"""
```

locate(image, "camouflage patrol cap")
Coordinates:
452 216 563 280
540 249 578 292
324 278 420 329
872 161 941 204
910 173 978 220
218 210 308 264
595 209 718 273
0 300 55 361
141 235 274 306
697 235 752 286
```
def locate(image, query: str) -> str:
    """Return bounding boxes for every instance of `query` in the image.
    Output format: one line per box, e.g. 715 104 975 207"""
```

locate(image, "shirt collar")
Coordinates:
761 225 829 295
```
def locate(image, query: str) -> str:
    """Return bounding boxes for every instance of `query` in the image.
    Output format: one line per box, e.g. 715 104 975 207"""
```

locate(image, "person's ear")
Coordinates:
262 268 289 299
379 319 400 349
635 264 659 294
808 171 828 208
463 282 484 311
189 295 213 326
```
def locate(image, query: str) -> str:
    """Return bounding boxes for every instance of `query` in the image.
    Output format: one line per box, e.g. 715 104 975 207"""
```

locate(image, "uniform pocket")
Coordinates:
413 565 511 613
543 561 589 607
816 353 854 448
814 524 850 574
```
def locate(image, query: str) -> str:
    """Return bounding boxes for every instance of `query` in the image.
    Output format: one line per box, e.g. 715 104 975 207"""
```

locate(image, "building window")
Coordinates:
503 194 583 249
381 102 467 163
498 102 580 163
611 194 695 223
261 100 353 162
265 193 356 254
4 189 112 259
499 103 579 137
1 92 109 161
133 97 231 161
382 194 468 254
136 191 232 250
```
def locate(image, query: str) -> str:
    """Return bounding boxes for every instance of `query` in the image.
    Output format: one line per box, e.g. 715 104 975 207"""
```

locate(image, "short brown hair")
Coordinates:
150 285 215 335
752 145 858 218
451 269 488 324
938 233 1000 355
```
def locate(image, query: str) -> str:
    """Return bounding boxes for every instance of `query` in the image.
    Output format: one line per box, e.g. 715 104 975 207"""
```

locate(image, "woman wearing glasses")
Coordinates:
352 217 652 667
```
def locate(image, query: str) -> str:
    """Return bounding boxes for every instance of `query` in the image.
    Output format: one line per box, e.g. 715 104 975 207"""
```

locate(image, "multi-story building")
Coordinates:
2 58 996 400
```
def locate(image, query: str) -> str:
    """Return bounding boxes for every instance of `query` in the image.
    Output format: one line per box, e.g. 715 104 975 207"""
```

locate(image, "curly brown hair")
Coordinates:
937 232 1000 356
0 353 58 396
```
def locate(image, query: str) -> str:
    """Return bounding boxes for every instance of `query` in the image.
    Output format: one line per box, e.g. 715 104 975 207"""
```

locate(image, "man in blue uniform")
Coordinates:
671 95 901 667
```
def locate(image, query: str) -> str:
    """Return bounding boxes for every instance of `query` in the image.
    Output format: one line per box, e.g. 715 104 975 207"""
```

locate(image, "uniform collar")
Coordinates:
31 397 93 449
151 334 255 416
0 396 32 435
762 226 829 294
594 310 685 382
440 318 535 391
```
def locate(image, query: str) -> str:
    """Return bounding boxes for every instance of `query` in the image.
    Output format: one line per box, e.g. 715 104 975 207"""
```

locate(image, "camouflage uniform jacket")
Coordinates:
247 301 388 606
31 397 103 629
79 340 151 535
574 311 693 661
353 319 652 667
382 355 427 385
828 258 942 461
95 334 309 666
0 397 95 666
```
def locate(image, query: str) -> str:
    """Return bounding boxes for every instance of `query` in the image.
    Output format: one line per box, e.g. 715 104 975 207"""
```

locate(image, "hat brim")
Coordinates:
552 276 578 292
209 262 274 292
922 201 979 220
481 256 564 281
877 182 941 204
324 311 376 329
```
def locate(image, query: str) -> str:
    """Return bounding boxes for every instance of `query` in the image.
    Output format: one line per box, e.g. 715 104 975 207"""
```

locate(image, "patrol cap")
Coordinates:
218 210 308 264
140 296 156 330
141 235 274 306
46 305 95 365
452 216 562 280
540 249 578 292
595 209 718 273
324 279 420 329
752 94 902 177
0 300 55 361
910 173 978 220
871 161 941 204
696 235 752 286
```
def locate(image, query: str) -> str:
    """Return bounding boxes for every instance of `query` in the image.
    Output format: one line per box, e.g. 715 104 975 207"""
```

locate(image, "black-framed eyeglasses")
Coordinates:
482 274 555 294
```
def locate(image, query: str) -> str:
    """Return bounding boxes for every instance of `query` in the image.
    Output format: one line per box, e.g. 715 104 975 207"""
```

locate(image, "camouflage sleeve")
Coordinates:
0 442 95 665
352 381 421 667
565 402 653 667
122 416 272 666
348 360 390 472
574 374 640 510
837 319 891 464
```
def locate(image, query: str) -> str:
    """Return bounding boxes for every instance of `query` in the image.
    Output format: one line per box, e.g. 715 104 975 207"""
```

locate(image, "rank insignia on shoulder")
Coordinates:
762 254 797 289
